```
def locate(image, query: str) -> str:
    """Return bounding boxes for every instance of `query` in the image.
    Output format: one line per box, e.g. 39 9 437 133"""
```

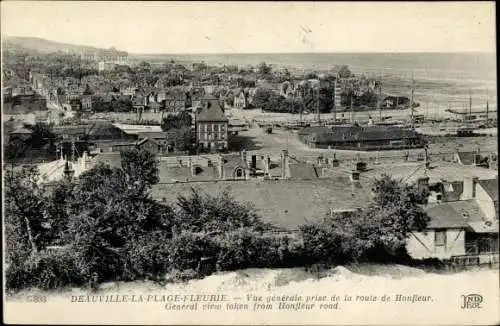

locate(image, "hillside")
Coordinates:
2 36 124 55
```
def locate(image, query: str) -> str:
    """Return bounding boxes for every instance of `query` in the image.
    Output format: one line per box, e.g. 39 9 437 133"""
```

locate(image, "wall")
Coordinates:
476 183 497 221
406 229 466 259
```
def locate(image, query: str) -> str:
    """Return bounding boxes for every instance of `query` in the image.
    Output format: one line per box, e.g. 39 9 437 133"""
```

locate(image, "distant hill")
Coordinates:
2 36 126 56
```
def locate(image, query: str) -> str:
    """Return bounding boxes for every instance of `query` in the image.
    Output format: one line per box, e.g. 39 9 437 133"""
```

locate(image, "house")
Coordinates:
233 91 248 109
81 95 92 111
161 89 187 112
453 149 488 167
407 177 499 260
195 97 229 152
136 137 164 154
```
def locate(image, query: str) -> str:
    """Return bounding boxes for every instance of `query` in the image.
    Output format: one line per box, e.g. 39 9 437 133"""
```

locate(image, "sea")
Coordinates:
139 52 497 111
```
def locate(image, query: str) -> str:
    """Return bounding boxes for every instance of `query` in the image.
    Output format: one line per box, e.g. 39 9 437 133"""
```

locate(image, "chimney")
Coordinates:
264 155 271 175
416 176 430 195
461 177 479 200
190 161 196 177
241 150 247 165
251 155 257 170
218 156 225 180
350 170 360 182
281 149 290 179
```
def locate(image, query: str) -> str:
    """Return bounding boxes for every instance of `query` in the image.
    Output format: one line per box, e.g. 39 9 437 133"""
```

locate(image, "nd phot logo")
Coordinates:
461 294 483 309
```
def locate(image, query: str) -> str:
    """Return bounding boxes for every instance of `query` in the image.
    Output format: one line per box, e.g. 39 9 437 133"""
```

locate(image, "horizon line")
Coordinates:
3 35 495 56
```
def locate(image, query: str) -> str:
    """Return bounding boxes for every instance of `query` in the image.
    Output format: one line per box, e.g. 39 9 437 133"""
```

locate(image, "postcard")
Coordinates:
2 1 498 325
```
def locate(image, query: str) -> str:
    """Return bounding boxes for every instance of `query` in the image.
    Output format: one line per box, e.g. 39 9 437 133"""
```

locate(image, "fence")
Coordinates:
449 253 499 267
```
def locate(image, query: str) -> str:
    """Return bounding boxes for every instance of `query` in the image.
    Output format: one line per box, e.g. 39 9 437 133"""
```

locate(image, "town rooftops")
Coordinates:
152 177 371 231
361 161 498 185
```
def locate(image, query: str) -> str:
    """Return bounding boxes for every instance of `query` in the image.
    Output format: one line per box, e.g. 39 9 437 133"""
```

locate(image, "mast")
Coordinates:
486 88 489 121
469 92 472 117
378 72 382 122
333 79 337 123
410 72 414 128
316 87 320 124
350 92 354 124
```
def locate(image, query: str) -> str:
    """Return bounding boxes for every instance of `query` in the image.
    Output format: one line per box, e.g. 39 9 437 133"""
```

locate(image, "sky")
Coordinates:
1 1 496 54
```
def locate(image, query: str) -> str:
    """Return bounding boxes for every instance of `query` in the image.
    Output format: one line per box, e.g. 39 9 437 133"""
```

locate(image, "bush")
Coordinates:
126 232 171 280
166 231 217 272
214 229 300 271
6 249 84 291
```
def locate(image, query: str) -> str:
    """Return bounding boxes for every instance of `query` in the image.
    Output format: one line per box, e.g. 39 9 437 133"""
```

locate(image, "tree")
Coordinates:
175 189 273 233
161 111 192 131
65 164 174 281
334 65 352 79
257 62 272 75
120 148 160 191
166 127 193 152
300 174 430 264
251 88 273 109
4 166 47 257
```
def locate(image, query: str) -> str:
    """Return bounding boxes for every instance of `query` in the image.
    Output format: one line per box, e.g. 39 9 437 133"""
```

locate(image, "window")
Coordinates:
435 230 446 247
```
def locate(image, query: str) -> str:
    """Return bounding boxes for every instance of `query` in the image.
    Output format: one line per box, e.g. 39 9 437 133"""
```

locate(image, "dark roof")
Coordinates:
289 162 319 180
94 151 122 169
196 101 228 122
478 179 498 202
425 200 486 229
300 125 419 144
158 163 219 183
456 152 476 165
137 137 160 146
152 178 371 230
137 132 165 140
442 181 464 202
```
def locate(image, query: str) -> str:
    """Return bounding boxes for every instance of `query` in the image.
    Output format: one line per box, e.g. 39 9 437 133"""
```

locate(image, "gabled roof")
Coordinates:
456 152 476 165
137 137 159 146
478 179 498 202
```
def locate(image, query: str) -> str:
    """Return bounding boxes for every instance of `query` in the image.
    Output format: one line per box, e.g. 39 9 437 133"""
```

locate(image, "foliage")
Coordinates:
65 164 174 281
299 174 430 264
175 189 273 233
92 95 133 113
161 111 192 131
4 166 49 256
257 62 272 75
120 148 160 190
165 127 193 151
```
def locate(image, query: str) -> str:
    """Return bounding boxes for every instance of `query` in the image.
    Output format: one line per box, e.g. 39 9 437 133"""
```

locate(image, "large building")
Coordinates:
298 125 426 150
195 97 229 152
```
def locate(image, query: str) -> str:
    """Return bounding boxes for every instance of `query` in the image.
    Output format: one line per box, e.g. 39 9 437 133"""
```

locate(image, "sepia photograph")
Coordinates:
2 1 498 325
